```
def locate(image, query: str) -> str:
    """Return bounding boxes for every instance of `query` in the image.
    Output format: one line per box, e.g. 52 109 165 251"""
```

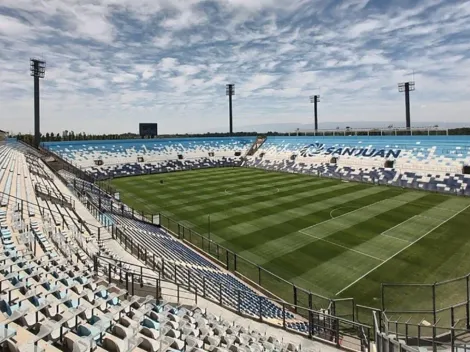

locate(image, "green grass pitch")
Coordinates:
110 167 470 320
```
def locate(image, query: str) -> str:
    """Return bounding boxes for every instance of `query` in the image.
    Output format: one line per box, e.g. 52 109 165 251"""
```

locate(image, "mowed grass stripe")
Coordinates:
208 185 376 242
124 171 334 214
121 167 262 186
111 168 470 308
342 205 470 309
183 183 368 242
160 182 358 241
298 192 428 239
122 168 289 199
322 194 455 259
245 191 426 263
118 168 277 192
114 168 335 220
230 187 399 262
169 176 335 214
163 181 356 241
190 182 357 225
335 201 470 298
158 179 334 217
158 177 340 219
288 196 462 295
117 170 304 212
271 193 445 264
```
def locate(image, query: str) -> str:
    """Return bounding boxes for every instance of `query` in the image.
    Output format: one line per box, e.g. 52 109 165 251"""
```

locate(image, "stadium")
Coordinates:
0 123 469 352
2 1 470 352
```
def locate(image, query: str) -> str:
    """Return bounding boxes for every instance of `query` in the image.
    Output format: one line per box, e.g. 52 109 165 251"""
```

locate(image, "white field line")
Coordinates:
299 233 384 262
397 201 463 214
380 232 411 243
299 197 393 233
414 214 441 221
378 216 418 243
335 204 470 296
329 206 357 219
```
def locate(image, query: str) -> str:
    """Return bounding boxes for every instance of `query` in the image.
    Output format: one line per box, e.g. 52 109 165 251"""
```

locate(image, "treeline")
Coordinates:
16 131 288 143
447 128 470 135
13 128 470 144
17 132 141 144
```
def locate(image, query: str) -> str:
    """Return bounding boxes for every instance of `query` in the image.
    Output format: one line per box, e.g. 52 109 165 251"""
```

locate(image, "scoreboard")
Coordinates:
139 123 158 137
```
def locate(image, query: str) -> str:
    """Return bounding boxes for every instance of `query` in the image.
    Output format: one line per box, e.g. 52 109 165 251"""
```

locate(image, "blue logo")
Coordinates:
300 143 325 157
299 144 402 159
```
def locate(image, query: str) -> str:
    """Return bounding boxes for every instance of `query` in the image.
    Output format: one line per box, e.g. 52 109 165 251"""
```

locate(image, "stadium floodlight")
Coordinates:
30 58 46 148
309 95 320 132
226 84 235 135
398 81 415 130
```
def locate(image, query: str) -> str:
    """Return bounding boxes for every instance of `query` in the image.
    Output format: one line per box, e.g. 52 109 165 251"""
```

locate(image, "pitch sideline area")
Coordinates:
111 167 470 309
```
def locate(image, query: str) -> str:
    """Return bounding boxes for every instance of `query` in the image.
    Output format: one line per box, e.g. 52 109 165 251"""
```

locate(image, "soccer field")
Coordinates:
110 167 470 314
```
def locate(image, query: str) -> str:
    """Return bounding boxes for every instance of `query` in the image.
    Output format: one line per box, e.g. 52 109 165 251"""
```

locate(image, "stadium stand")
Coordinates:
244 136 470 196
0 141 337 352
44 137 255 177
43 136 470 196
35 134 470 352
86 157 242 180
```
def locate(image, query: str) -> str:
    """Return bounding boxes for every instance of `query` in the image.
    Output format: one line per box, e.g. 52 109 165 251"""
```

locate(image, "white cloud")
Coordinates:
0 0 469 135
242 74 279 94
158 58 179 71
0 15 31 36
112 73 138 83
160 8 207 30
347 19 382 38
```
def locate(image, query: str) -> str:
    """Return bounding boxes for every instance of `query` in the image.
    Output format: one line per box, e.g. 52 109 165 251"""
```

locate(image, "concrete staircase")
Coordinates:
245 136 267 157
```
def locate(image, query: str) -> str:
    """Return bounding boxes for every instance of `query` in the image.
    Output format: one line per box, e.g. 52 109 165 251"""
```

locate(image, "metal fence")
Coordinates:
381 277 470 351
159 213 355 319
94 255 197 306
39 144 95 183
382 277 470 327
374 311 419 352
0 190 103 240
94 252 371 352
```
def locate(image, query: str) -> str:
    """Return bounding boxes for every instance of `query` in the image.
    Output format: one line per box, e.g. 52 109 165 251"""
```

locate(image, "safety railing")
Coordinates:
94 255 371 352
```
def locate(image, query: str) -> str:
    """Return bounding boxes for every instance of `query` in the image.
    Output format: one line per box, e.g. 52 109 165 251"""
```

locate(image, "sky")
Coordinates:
1 0 470 135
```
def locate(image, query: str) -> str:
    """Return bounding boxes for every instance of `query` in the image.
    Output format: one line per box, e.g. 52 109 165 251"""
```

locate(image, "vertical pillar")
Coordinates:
314 95 318 131
405 82 411 129
229 93 233 135
34 73 40 148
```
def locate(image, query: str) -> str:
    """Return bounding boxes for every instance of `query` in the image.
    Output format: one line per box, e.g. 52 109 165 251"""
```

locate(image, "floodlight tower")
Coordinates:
30 58 46 148
309 95 320 132
398 81 415 130
226 84 235 135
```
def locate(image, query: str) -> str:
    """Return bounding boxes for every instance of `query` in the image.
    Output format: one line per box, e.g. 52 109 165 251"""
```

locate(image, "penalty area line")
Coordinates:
299 197 392 233
335 204 470 296
298 231 384 262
